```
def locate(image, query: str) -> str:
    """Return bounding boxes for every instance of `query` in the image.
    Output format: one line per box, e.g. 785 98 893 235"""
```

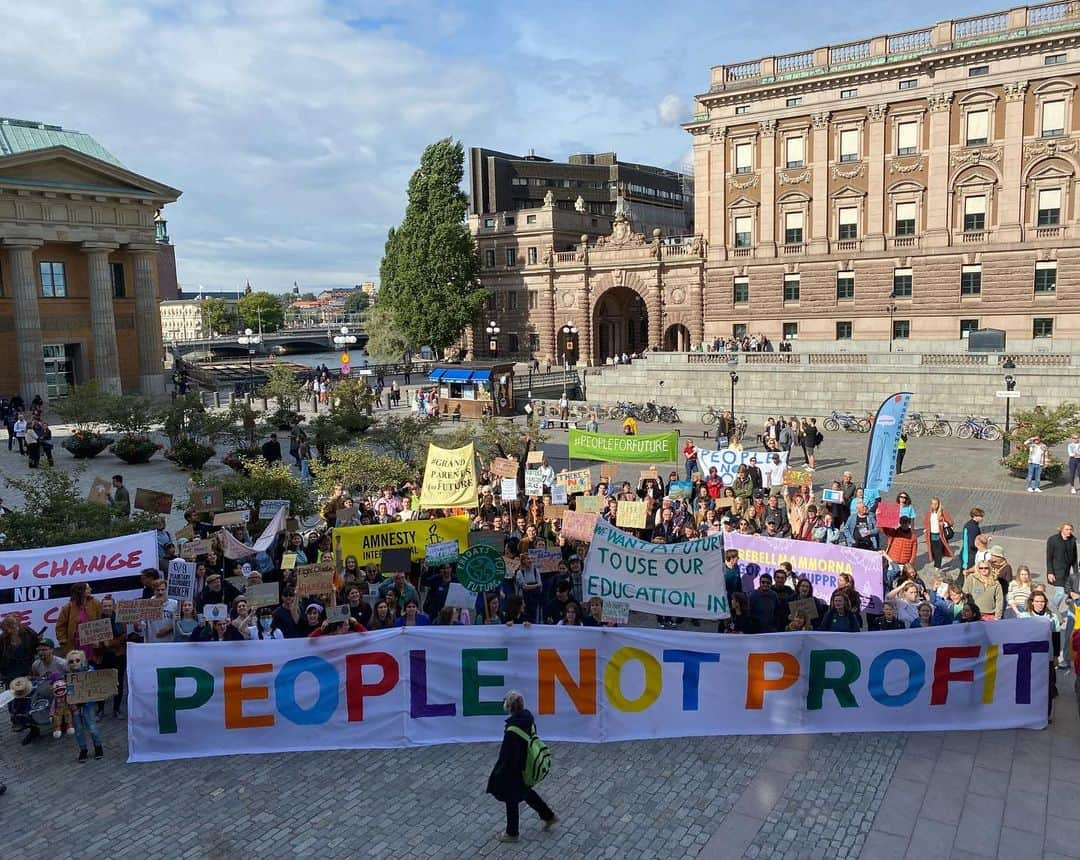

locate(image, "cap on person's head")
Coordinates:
38 637 55 649
990 545 1006 559
306 602 324 613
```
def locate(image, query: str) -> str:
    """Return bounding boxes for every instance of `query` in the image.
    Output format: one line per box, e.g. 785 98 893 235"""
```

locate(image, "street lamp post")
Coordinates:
485 320 500 358
561 322 577 395
237 328 262 400
1002 358 1016 458
334 325 357 378
729 370 739 431
885 293 898 354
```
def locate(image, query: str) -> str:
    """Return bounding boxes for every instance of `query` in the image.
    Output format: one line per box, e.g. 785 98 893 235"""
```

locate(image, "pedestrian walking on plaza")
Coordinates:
487 690 557 843
1045 522 1077 586
12 412 26 455
24 420 40 468
1024 435 1049 492
1069 433 1080 494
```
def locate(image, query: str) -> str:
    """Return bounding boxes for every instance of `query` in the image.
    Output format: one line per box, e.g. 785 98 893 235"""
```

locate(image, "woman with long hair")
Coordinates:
922 497 954 571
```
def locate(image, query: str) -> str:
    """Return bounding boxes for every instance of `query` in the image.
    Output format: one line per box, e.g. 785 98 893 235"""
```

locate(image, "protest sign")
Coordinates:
576 495 603 514
821 488 845 504
788 597 820 621
876 502 901 530
280 552 298 571
599 464 618 484
528 549 563 573
468 532 505 553
546 504 568 520
716 497 735 510
203 603 229 622
380 548 413 573
490 457 519 479
213 510 250 527
68 669 118 705
526 450 544 466
126 621 1051 762
179 538 213 560
115 598 164 623
443 583 475 610
191 487 225 513
425 540 460 566
697 448 789 485
550 484 568 505
568 430 678 463
615 501 648 529
500 478 518 500
455 545 506 592
88 477 112 505
583 520 729 620
561 510 599 542
783 468 813 487
226 576 246 593
600 599 630 625
166 559 197 602
245 582 280 609
77 618 114 647
296 563 335 597
326 604 351 623
336 516 471 564
559 468 592 494
639 469 659 482
668 481 693 500
724 532 884 613
524 470 543 498
420 443 478 509
134 488 174 515
258 499 290 520
176 523 195 541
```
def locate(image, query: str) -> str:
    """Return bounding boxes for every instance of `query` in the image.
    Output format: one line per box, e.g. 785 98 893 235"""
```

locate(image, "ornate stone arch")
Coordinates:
1023 156 1076 228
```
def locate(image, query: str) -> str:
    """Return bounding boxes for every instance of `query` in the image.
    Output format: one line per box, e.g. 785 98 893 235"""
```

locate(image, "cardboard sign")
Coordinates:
599 464 618 484
783 469 812 488
175 523 196 540
179 538 213 560
167 559 197 602
258 499 290 520
550 484 568 505
77 618 114 647
788 597 820 622
876 501 901 530
134 488 174 514
668 481 693 500
546 504 568 520
67 669 119 705
444 582 475 610
191 487 225 513
213 510 250 527
296 563 335 596
528 548 564 573
425 540 460 566
500 478 518 500
601 599 630 625
88 477 112 505
380 548 413 573
639 469 659 482
559 468 592 494
115 598 164 624
280 552 298 571
576 495 603 513
526 451 544 466
716 497 735 509
245 582 280 609
326 603 351 623
490 457 519 479
203 603 229 622
561 510 599 542
615 501 648 529
525 469 543 498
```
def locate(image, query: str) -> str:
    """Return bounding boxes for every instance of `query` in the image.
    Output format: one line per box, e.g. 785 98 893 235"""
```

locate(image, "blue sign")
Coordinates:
863 392 913 498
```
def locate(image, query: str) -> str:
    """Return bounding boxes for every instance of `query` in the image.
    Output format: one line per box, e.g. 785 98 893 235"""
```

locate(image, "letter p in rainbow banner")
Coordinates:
863 392 912 501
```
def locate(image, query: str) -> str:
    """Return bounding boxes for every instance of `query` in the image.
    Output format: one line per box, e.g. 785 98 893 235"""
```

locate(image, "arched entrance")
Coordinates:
594 287 648 364
663 323 691 352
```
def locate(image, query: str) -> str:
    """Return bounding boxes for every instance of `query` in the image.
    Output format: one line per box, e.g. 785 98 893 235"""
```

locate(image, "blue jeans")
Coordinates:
685 460 696 481
1026 462 1043 489
73 702 101 750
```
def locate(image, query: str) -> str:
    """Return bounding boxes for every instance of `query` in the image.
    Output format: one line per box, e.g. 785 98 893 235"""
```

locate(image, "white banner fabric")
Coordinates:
696 448 788 485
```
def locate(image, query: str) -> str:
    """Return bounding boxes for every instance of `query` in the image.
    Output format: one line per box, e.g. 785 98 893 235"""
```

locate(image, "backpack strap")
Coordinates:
506 724 535 742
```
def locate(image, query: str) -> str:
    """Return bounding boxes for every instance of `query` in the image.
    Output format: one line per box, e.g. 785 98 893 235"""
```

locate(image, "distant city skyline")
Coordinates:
1 0 1003 292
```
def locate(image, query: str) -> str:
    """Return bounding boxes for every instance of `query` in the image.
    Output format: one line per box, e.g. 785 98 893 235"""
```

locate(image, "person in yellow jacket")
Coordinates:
623 415 638 436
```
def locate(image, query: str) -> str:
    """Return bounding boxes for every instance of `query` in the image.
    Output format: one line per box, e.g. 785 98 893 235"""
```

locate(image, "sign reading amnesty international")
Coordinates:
420 443 478 509
336 516 471 564
568 430 679 464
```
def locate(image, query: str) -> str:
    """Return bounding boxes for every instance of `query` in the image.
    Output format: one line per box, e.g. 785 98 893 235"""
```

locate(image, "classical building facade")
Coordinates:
0 118 181 401
159 299 205 343
685 4 1080 350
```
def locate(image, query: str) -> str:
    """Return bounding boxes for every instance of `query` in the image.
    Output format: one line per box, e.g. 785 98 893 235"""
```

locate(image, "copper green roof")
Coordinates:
0 118 122 166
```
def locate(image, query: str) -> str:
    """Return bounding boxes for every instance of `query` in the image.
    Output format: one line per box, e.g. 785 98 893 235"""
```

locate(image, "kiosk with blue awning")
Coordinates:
425 361 515 419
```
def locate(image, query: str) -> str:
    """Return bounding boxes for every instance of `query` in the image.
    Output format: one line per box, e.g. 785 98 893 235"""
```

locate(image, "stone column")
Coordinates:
648 272 663 351
128 244 166 396
5 239 46 405
865 104 888 251
809 112 831 254
758 120 777 255
925 92 954 248
82 242 122 394
998 82 1028 242
539 266 556 363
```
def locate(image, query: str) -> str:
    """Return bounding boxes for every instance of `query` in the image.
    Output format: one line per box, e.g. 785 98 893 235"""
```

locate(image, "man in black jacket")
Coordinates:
487 690 557 843
1046 522 1077 585
261 433 282 463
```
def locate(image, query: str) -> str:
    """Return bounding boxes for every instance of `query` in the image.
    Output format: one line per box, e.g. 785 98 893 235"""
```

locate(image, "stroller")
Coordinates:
6 676 56 742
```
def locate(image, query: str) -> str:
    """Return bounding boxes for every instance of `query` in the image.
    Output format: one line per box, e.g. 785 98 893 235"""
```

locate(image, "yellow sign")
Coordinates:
336 515 471 564
419 443 478 509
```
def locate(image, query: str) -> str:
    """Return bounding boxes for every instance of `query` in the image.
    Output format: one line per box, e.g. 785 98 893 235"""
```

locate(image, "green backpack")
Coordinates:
506 724 551 787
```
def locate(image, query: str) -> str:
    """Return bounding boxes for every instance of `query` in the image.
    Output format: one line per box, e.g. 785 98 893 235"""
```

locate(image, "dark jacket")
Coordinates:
723 564 743 597
1046 532 1078 582
819 610 861 632
272 605 305 639
486 709 536 804
748 588 781 633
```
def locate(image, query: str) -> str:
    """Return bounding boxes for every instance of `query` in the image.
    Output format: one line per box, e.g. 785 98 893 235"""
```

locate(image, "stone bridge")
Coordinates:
167 325 369 357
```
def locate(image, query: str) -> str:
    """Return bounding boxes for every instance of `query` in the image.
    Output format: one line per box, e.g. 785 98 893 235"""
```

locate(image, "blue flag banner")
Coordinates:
863 392 912 499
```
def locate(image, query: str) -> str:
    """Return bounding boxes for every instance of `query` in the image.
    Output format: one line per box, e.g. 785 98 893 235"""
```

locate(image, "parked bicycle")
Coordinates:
903 412 952 438
822 410 871 433
700 406 726 425
955 416 1001 441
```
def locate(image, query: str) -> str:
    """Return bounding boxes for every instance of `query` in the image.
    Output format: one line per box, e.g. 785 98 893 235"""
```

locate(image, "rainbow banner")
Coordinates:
127 621 1050 762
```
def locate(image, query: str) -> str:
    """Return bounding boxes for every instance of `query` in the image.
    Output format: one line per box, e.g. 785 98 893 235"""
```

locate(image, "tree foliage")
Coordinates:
52 381 119 432
1007 402 1080 446
259 360 305 411
363 300 410 363
343 289 370 315
190 458 315 522
311 445 417 500
200 297 233 335
379 138 485 355
365 414 439 467
238 291 285 333
439 419 546 466
105 393 158 436
0 469 157 550
159 393 235 447
330 378 376 433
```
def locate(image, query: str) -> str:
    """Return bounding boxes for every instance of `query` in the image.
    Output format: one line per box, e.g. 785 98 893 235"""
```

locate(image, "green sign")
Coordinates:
568 430 679 464
455 545 507 592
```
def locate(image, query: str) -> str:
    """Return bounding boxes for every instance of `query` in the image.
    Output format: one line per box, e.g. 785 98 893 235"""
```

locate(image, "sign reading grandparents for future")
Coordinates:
583 520 730 620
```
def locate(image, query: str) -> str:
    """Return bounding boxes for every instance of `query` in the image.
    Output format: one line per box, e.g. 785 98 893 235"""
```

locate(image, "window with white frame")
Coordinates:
839 128 860 162
899 79 918 90
733 277 749 304
840 88 857 100
484 249 496 268
961 264 982 296
838 207 858 240
734 141 753 174
783 274 800 302
734 215 753 247
960 319 979 338
836 270 855 300
965 109 989 146
784 212 804 245
893 267 913 297
894 202 916 236
1041 100 1066 138
505 247 517 267
785 136 804 169
896 121 918 156
786 97 802 107
836 321 852 340
735 104 750 115
1033 317 1054 338
1035 260 1057 294
1038 188 1062 225
783 321 799 339
1046 53 1067 66
963 195 986 232
527 247 538 265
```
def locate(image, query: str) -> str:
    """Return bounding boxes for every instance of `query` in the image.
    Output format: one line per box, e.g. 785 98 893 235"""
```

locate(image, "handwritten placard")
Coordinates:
546 504 568 520
599 464 618 484
77 618 114 647
560 468 592 494
296 563 335 596
561 510 599 542
245 582 280 609
550 484 568 505
500 478 518 500
444 582 475 610
526 450 544 466
524 469 543 498
115 598 164 624
88 477 111 505
258 499 290 520
876 501 901 530
783 469 812 488
191 487 225 513
179 538 214 560
788 597 820 622
166 559 197 602
490 457 519 479
576 495 603 513
615 500 648 529
68 669 119 705
326 603 351 623
280 552 298 571
213 510 250 527
668 481 693 500
203 603 229 622
134 488 174 514
425 540 460 566
468 532 505 553
639 469 659 482
601 599 630 625
528 548 564 573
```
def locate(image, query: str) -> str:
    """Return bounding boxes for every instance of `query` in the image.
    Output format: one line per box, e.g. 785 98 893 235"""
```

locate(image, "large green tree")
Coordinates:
379 138 485 356
363 301 410 363
238 291 285 332
201 297 233 335
343 289 370 315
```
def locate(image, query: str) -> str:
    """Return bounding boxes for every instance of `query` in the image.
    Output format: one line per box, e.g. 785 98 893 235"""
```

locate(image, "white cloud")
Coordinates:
656 94 685 127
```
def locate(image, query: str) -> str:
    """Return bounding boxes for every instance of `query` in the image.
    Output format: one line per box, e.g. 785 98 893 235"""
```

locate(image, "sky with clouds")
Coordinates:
2 0 999 293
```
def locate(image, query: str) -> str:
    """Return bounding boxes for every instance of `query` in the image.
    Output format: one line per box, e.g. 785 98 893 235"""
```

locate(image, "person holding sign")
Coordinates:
94 596 127 719
56 584 102 660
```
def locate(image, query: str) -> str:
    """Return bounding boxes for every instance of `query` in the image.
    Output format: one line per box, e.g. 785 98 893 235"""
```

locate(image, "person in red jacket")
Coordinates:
882 516 918 569
308 616 367 636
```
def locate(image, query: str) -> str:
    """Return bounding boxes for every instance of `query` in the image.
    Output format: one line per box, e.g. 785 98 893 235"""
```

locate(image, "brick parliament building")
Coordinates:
473 4 1080 361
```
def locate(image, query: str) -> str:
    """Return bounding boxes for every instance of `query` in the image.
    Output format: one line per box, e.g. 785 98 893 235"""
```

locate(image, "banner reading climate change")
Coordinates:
126 621 1050 762
420 443 478 509
568 430 678 463
335 516 471 565
583 520 730 619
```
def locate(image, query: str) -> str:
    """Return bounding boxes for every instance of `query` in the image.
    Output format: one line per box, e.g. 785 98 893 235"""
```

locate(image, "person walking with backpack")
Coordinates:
487 690 557 843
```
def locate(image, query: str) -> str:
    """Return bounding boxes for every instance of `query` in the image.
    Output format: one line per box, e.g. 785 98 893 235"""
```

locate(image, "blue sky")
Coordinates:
1 0 1000 292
